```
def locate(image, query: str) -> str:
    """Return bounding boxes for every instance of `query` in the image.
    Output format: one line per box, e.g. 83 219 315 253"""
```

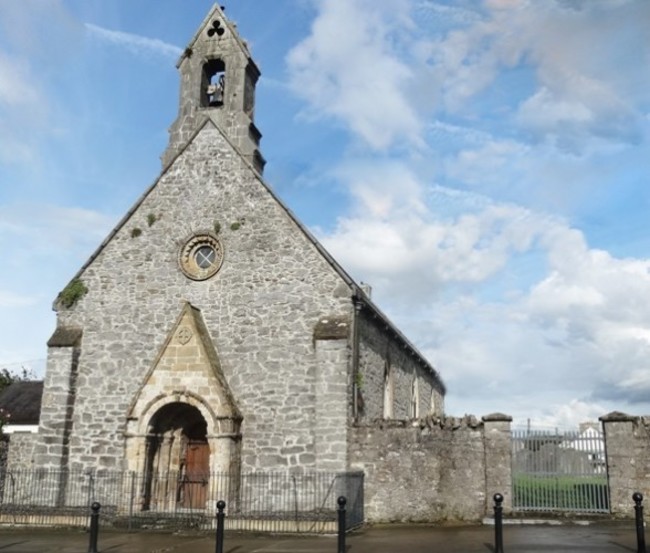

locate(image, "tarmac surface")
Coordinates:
0 523 642 553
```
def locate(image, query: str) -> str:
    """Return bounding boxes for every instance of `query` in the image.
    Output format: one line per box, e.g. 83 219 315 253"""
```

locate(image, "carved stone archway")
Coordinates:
124 303 243 512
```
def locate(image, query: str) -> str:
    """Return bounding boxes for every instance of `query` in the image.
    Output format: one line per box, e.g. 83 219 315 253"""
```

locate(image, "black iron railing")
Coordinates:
0 468 364 533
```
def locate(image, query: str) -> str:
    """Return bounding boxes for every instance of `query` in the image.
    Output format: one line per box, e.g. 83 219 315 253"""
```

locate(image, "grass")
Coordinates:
513 474 609 512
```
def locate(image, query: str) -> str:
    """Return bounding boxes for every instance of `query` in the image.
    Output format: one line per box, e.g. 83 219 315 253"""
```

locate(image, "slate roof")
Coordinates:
0 381 43 425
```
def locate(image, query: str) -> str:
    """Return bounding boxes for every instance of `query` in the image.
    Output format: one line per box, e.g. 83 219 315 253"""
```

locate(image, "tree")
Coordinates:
0 366 36 395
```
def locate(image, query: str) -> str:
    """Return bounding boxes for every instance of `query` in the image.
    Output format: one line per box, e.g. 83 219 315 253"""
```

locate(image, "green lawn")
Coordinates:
513 475 609 512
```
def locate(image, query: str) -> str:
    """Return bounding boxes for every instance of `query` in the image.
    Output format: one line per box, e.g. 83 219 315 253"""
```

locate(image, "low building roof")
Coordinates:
0 381 44 425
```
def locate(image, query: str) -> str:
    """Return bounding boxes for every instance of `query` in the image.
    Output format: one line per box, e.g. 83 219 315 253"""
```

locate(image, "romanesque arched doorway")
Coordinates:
143 402 210 510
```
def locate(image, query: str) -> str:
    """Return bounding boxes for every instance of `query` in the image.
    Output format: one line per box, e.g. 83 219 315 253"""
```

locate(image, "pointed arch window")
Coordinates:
383 359 394 419
410 377 420 419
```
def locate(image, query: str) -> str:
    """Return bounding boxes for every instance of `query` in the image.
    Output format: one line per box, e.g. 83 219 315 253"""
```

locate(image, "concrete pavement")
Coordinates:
0 522 641 552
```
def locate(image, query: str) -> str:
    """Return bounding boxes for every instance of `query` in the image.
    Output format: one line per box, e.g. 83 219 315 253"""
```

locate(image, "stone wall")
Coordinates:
356 311 444 422
349 414 512 522
35 344 79 469
313 336 350 472
2 432 38 470
601 412 650 517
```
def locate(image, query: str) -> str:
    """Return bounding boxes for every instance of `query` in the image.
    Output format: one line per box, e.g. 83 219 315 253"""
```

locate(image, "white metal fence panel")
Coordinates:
512 428 609 513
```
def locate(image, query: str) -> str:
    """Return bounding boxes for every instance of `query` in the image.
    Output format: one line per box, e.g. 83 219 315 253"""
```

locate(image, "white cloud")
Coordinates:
529 229 650 328
517 76 640 151
520 228 650 403
518 87 593 128
446 139 530 187
287 0 423 150
523 399 609 430
437 224 650 416
321 164 554 305
417 0 649 148
335 161 427 218
85 23 183 61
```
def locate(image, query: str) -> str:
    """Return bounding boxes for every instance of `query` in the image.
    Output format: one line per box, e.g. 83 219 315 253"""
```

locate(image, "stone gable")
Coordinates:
39 122 355 472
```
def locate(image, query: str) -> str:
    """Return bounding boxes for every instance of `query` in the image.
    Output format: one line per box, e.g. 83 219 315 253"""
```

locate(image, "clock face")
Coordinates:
179 233 224 280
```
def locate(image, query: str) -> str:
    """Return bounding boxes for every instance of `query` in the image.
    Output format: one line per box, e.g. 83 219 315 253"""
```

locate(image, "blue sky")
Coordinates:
1 0 649 427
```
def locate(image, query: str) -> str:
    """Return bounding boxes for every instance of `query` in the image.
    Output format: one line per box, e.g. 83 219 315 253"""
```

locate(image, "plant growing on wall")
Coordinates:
58 279 88 309
131 227 142 238
0 366 35 395
355 371 364 389
146 213 158 227
230 217 246 231
354 371 365 415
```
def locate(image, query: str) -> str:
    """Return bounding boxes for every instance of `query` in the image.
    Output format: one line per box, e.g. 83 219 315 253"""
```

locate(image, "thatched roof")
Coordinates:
0 381 43 425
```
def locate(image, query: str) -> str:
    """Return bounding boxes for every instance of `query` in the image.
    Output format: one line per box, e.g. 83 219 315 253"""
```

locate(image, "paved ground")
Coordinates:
0 523 642 553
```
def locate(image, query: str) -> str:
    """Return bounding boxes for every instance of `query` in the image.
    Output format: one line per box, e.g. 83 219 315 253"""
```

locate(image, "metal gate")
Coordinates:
512 426 609 513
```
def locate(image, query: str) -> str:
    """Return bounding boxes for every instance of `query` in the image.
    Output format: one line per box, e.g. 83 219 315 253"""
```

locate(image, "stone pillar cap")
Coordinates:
482 413 513 422
599 411 637 422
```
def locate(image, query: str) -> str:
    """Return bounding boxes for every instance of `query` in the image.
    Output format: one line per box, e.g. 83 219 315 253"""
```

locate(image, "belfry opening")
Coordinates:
202 59 226 108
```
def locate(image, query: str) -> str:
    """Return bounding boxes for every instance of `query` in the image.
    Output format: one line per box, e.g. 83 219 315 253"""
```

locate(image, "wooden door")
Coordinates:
179 441 210 509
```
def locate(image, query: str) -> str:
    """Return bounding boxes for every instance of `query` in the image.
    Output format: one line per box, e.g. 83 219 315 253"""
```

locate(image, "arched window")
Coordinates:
429 389 436 415
410 377 419 419
383 360 394 419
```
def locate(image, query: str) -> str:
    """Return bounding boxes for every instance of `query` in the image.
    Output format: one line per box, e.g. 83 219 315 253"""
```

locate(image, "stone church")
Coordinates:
5 4 448 517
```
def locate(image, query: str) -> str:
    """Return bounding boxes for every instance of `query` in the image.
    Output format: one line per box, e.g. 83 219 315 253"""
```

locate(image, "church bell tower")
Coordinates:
162 4 265 173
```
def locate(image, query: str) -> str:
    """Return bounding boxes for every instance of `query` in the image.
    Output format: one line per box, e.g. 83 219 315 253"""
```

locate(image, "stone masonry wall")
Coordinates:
350 414 512 522
601 412 650 517
4 433 38 470
35 346 78 469
41 124 354 473
356 311 444 422
314 338 350 472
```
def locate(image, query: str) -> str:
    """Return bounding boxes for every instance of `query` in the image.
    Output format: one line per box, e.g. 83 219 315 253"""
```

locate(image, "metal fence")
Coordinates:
0 469 364 533
512 428 609 514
